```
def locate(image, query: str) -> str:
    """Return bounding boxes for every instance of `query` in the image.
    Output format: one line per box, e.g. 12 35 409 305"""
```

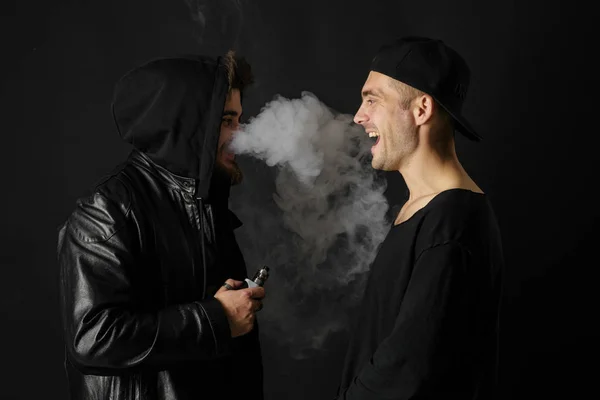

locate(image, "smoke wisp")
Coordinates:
183 0 244 52
230 92 390 359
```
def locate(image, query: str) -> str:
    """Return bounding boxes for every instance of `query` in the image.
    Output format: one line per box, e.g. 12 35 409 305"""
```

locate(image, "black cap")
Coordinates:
371 36 481 141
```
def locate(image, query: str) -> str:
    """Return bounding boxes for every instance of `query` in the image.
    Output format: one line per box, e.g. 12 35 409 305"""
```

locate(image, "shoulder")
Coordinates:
416 189 496 250
65 166 134 243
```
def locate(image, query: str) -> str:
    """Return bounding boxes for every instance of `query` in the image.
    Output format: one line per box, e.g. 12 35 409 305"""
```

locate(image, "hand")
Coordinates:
214 278 266 338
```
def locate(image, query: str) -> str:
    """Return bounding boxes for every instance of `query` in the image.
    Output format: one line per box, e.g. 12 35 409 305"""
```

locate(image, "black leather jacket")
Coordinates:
58 56 263 399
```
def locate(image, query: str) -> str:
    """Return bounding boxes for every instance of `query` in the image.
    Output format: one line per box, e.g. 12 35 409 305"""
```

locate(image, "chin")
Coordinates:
230 167 243 185
371 158 384 171
216 160 243 185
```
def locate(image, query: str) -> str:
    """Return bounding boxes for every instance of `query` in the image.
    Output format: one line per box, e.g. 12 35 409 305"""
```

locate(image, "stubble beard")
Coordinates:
371 137 393 171
216 158 243 186
371 152 385 170
372 126 417 172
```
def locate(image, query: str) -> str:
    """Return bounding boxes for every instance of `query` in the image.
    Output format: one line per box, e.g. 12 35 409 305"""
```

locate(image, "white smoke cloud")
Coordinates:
230 91 389 359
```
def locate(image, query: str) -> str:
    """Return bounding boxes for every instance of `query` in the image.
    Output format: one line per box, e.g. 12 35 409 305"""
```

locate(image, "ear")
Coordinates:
413 94 435 127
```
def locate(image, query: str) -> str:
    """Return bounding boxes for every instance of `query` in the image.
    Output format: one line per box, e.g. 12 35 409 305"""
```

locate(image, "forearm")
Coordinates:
64 296 231 375
59 229 232 374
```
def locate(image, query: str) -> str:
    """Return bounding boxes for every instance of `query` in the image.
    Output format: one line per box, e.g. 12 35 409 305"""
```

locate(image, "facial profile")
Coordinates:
216 89 243 185
354 71 419 171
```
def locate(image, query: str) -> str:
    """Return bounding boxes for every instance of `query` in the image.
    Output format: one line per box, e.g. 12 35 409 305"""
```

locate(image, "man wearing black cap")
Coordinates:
335 37 504 399
57 50 265 400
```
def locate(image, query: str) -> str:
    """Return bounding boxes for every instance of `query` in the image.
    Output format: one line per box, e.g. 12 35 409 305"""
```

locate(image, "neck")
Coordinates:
398 130 479 201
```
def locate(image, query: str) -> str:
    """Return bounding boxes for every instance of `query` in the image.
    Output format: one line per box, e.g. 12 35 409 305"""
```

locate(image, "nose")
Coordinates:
354 106 367 125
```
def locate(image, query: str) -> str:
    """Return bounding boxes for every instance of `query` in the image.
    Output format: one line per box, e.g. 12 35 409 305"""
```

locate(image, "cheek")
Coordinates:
218 128 231 147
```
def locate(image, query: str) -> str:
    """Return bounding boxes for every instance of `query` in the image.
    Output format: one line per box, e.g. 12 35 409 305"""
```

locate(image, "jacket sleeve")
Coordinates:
337 242 473 399
58 191 232 376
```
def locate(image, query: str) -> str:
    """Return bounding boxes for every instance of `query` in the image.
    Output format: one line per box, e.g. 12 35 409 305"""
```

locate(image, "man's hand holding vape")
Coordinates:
214 279 265 337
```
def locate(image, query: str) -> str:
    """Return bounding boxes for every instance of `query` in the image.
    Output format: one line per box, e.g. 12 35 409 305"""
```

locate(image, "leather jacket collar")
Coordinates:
130 150 198 197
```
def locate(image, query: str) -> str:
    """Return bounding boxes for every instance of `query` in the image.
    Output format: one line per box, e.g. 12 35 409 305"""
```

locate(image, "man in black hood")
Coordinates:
57 50 265 400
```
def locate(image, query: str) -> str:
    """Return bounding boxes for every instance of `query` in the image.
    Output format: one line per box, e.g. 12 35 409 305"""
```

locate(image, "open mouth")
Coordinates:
369 132 380 146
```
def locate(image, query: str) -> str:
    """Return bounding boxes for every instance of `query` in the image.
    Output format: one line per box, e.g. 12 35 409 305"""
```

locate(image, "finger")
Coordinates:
217 279 236 293
255 301 264 312
226 279 245 289
215 284 229 294
245 286 265 300
217 278 244 293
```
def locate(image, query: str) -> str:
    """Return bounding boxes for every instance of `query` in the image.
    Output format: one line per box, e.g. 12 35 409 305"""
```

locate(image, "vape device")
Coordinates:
240 266 270 288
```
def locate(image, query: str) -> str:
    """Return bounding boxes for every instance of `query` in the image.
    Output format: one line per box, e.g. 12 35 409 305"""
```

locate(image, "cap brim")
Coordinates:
434 98 482 142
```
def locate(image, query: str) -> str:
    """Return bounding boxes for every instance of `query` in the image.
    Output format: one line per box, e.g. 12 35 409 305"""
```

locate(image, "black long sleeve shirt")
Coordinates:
337 189 504 400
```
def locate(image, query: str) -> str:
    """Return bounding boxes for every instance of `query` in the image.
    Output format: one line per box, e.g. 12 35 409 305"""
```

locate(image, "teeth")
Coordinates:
368 132 379 137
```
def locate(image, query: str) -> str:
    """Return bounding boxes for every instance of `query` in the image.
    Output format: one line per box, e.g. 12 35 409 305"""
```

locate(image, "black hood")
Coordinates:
111 55 229 200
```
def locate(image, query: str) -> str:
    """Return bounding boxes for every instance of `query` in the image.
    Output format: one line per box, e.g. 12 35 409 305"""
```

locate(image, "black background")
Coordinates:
1 0 598 399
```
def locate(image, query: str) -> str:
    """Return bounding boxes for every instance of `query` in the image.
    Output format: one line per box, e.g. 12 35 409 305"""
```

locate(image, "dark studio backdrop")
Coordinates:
1 0 597 399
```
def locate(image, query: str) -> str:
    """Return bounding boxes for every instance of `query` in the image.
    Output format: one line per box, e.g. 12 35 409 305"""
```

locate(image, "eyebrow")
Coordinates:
361 89 383 99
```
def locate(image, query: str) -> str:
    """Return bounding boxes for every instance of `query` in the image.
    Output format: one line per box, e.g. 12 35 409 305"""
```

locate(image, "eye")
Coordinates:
222 118 233 127
366 98 374 106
